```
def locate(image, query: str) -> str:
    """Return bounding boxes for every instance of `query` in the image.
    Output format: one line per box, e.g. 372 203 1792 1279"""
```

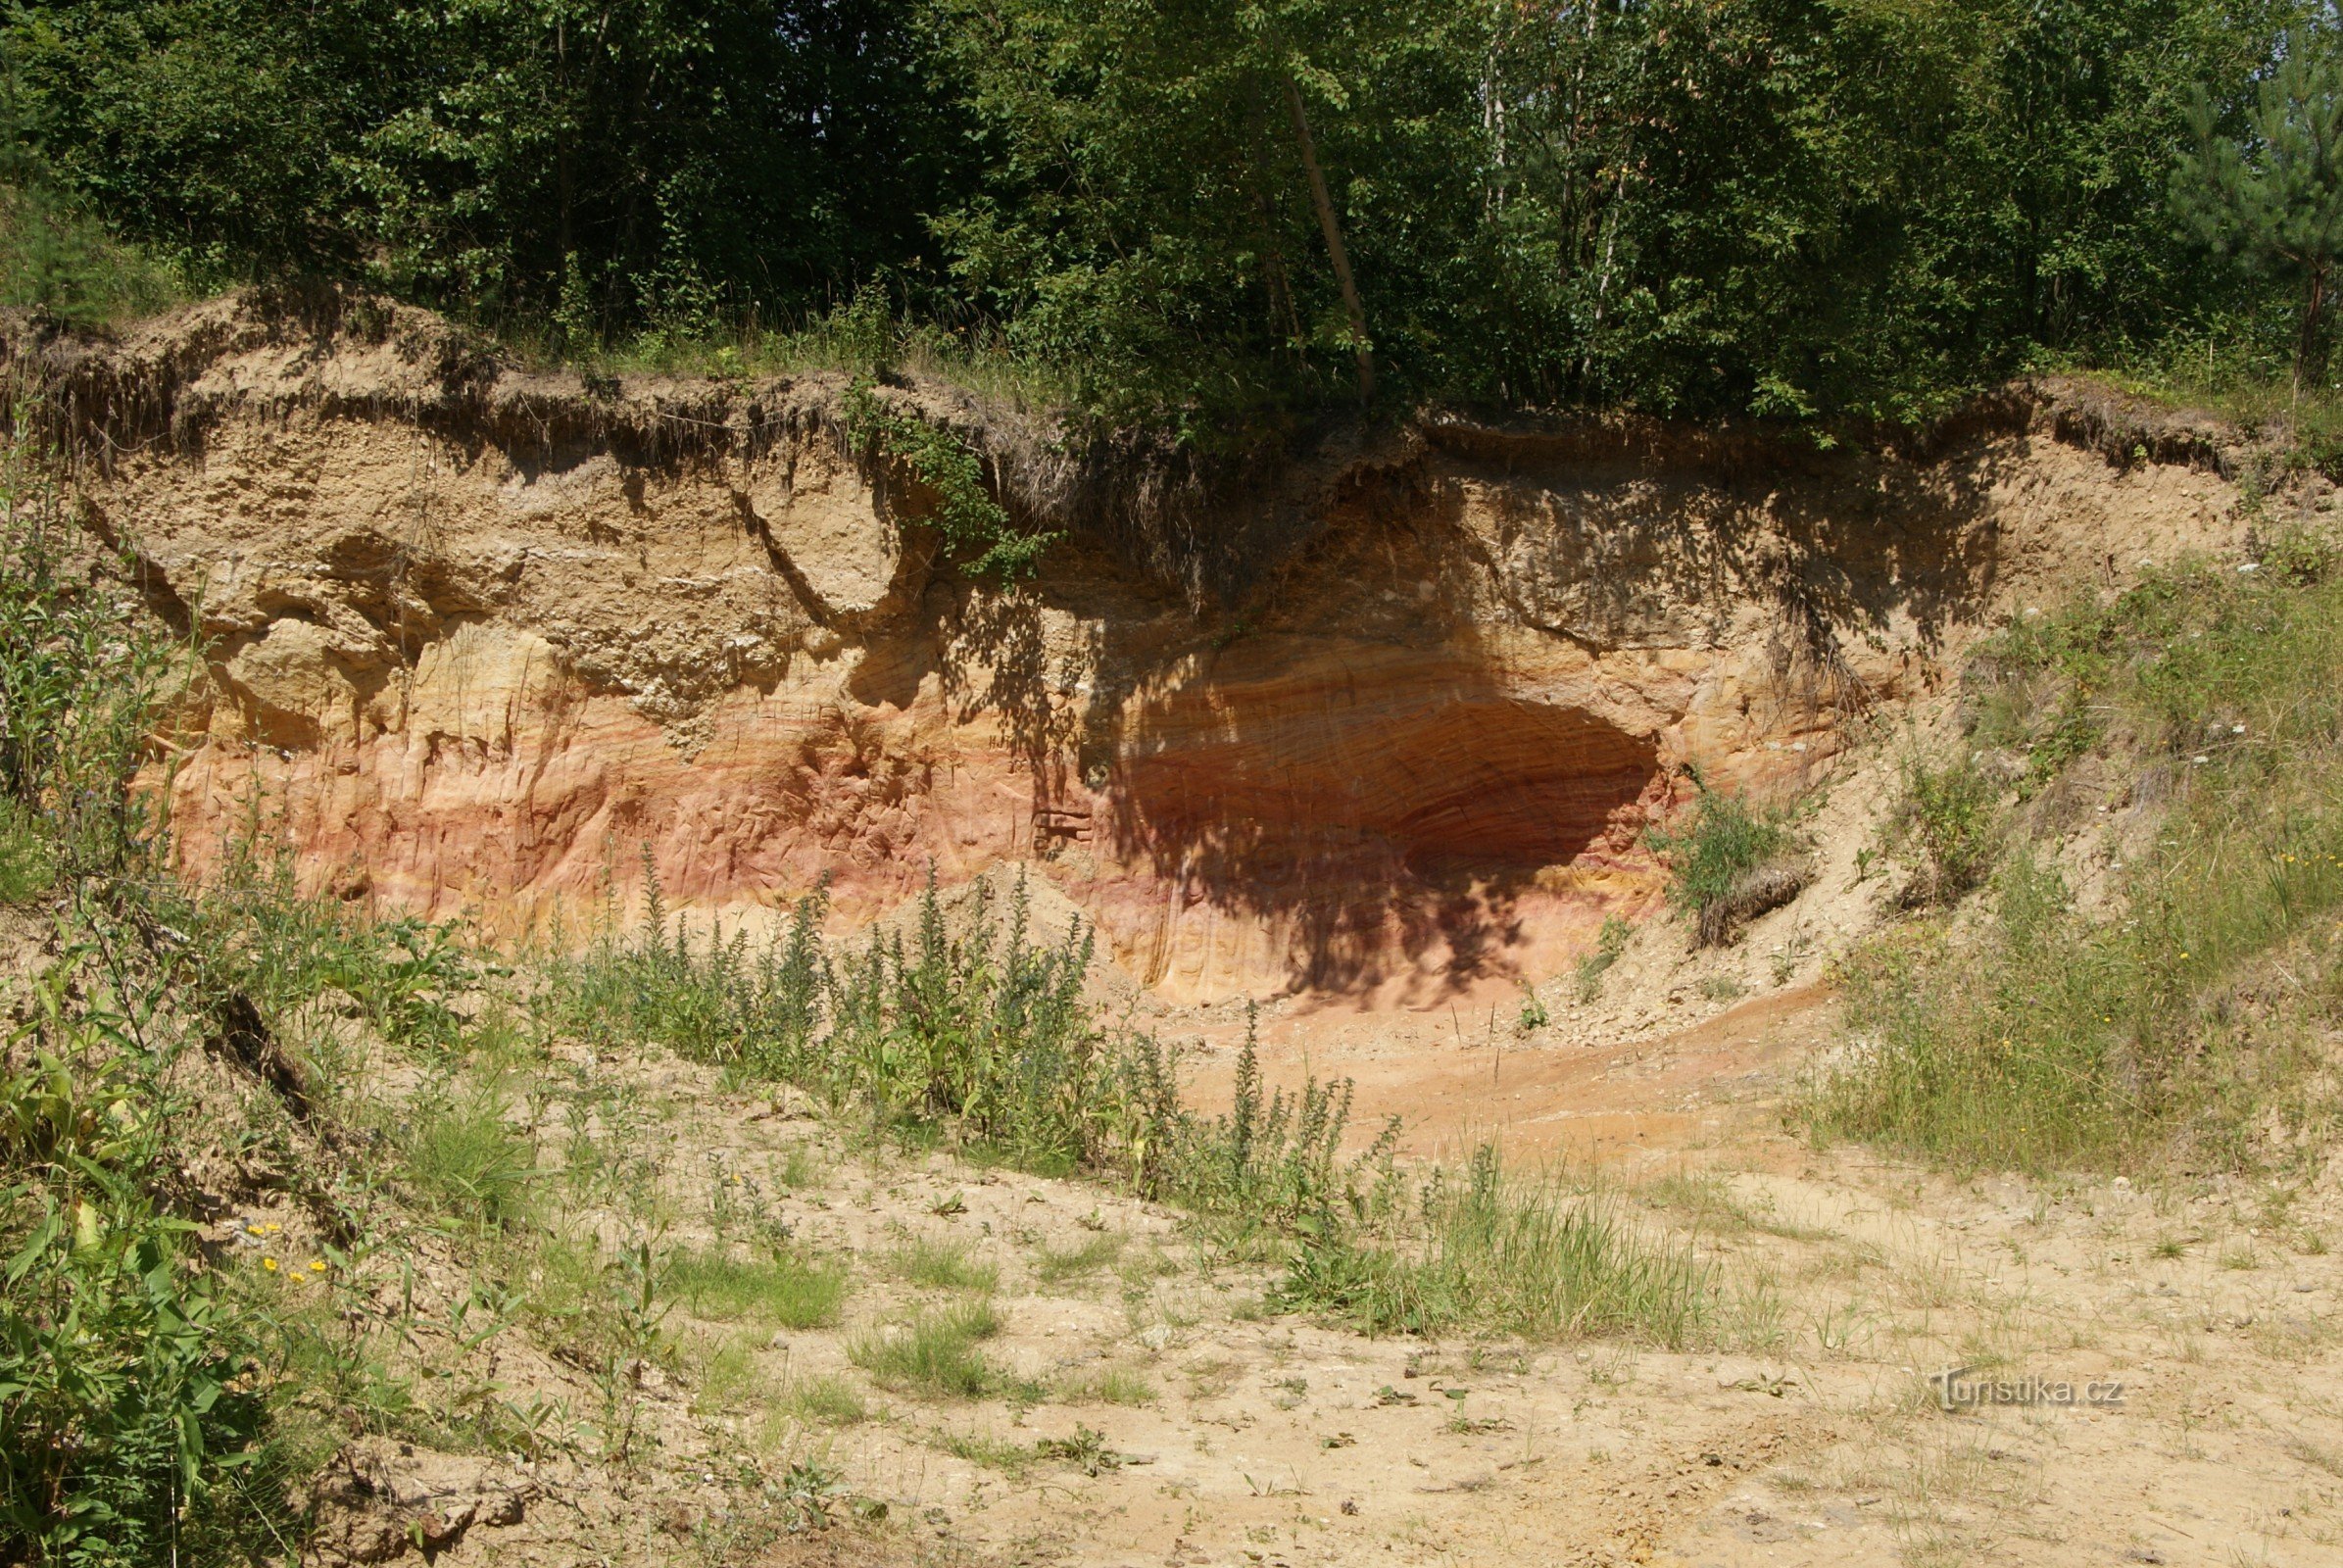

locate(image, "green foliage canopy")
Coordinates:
0 0 2334 425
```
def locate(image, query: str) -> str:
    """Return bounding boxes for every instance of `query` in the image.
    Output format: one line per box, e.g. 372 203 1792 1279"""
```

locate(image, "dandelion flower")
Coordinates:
309 1259 327 1273
263 1257 278 1272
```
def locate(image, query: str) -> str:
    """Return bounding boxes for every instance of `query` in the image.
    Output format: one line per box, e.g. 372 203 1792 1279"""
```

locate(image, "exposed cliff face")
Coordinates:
7 293 2247 1004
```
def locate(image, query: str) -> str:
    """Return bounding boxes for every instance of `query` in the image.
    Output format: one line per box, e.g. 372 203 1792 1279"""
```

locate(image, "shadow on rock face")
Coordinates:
1106 636 1659 997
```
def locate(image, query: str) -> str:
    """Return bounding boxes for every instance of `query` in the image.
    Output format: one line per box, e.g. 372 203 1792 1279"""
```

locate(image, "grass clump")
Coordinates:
402 1079 537 1228
1575 915 1632 1003
1276 1148 1714 1348
849 1300 1008 1399
885 1236 999 1294
668 1247 848 1330
1055 1366 1155 1405
1815 550 2343 1171
927 1425 1036 1476
782 1373 870 1427
1031 1233 1124 1285
1646 774 1810 947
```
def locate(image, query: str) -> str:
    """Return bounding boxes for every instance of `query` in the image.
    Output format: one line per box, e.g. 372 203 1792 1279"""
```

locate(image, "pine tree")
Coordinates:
2176 28 2343 394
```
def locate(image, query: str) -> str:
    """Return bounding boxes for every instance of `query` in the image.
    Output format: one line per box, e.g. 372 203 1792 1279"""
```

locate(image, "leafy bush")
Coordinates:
0 971 273 1567
546 865 1141 1177
0 425 179 878
0 793 53 905
839 377 1054 583
0 180 184 330
187 826 479 1055
1146 1006 1398 1228
1893 755 1999 906
1645 778 1808 947
0 421 448 1561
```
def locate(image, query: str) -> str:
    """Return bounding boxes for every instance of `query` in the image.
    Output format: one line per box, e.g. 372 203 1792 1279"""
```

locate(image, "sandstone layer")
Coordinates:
5 293 2246 1004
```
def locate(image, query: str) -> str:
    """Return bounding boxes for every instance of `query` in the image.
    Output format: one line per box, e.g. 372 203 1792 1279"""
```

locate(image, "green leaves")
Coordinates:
0 1178 265 1565
11 0 2342 426
839 376 1055 581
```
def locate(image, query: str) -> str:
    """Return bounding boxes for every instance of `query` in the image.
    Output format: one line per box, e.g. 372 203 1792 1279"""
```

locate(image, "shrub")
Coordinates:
1645 777 1809 946
839 374 1055 583
0 181 184 330
546 864 1166 1180
1145 1005 1400 1229
0 793 53 904
0 424 307 1560
0 421 180 878
1893 755 1999 906
0 975 273 1566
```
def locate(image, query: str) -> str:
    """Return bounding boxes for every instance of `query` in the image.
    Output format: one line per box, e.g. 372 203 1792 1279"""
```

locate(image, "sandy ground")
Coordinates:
412 977 2343 1568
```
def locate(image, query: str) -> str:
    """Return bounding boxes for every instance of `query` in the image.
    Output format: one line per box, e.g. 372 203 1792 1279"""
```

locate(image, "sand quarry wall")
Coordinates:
3 292 2247 1006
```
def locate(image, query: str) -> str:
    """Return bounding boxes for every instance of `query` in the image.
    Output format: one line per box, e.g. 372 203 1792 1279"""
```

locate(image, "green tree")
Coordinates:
2175 25 2343 391
2 0 977 332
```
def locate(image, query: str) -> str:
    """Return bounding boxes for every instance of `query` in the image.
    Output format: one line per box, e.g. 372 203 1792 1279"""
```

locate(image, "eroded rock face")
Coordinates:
19 295 2243 1004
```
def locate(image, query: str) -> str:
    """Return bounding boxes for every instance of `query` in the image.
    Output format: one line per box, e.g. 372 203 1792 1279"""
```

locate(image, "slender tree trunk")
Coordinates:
1284 76 1373 405
1246 98 1307 363
556 14 574 265
2300 260 2332 400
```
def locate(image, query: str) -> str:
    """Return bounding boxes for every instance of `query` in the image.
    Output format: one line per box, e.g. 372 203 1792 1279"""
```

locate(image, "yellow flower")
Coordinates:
262 1257 278 1272
309 1259 327 1273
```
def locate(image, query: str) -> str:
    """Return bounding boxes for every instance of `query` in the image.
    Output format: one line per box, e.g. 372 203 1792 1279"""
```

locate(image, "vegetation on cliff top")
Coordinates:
8 0 2343 434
